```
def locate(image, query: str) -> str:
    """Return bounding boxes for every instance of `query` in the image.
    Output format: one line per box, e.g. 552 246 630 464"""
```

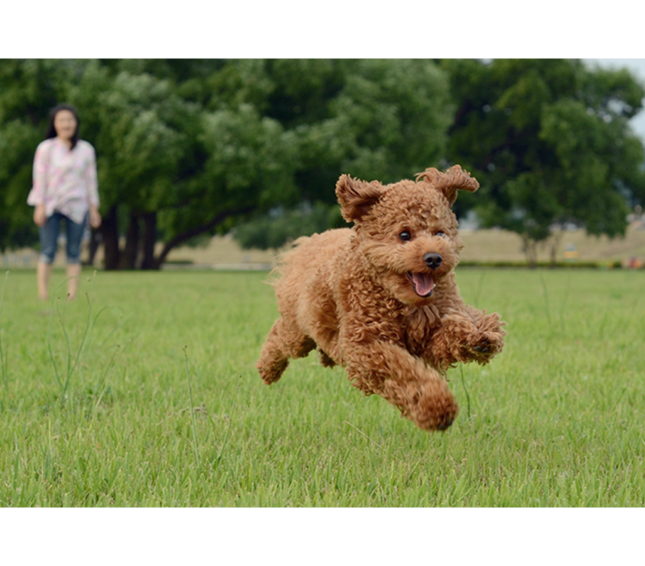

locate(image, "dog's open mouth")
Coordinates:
407 272 435 297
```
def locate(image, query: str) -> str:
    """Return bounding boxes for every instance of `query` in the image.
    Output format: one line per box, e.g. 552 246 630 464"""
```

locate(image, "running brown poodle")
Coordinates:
257 165 506 431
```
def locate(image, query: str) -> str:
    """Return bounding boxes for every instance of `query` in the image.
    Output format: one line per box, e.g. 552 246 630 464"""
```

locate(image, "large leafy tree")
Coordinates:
137 60 299 269
443 59 645 266
233 59 455 250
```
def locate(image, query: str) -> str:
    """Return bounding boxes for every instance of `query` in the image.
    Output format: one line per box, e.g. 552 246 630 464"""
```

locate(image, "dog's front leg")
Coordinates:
343 339 458 431
430 307 505 367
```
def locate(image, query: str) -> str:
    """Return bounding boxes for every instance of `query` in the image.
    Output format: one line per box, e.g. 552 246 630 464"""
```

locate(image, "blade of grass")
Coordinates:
212 376 242 466
96 311 131 349
46 287 67 392
65 290 94 392
183 346 201 467
343 420 384 450
89 338 132 420
459 365 471 419
46 276 96 400
56 279 96 399
55 296 73 390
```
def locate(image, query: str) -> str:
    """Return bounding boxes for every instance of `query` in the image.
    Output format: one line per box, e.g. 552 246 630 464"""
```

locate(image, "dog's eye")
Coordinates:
399 231 412 242
435 231 446 238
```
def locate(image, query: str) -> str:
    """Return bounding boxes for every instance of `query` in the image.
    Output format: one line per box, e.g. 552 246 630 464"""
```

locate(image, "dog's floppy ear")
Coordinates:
416 165 479 206
336 174 383 223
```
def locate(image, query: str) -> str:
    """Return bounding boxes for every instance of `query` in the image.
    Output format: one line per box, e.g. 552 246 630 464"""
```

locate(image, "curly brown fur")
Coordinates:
257 165 506 432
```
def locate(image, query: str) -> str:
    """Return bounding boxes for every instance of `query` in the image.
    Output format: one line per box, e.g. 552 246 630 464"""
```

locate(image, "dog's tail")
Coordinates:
263 236 311 288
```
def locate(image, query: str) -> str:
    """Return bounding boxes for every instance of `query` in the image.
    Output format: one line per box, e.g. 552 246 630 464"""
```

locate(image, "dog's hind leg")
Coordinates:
257 316 316 385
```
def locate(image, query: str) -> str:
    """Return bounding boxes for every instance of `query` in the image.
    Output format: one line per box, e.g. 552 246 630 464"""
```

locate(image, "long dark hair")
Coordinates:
45 103 80 149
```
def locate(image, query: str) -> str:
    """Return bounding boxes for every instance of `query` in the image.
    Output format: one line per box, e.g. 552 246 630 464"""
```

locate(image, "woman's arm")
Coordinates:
84 144 101 228
28 143 49 227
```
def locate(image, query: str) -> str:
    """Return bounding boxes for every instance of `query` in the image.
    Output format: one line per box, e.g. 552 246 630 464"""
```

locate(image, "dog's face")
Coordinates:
336 166 479 306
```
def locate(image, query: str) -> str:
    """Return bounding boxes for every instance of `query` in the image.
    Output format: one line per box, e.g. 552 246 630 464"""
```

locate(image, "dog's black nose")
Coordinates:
423 253 443 270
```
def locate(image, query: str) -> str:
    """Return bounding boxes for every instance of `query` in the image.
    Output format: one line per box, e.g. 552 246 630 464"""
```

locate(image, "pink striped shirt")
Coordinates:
27 137 99 225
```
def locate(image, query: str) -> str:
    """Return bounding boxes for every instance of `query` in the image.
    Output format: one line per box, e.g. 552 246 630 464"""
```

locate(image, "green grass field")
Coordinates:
0 267 643 507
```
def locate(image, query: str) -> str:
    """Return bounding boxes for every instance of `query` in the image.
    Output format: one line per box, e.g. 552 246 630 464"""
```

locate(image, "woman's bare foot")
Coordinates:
37 261 52 301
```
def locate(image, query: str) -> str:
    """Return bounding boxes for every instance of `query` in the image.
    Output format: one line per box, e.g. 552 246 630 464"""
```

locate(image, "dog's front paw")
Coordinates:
470 333 501 355
466 319 505 364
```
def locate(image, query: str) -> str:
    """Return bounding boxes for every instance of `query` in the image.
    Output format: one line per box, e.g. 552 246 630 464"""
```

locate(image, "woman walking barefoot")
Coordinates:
27 104 101 300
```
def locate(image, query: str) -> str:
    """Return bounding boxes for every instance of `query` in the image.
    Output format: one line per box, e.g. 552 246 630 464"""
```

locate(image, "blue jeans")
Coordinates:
39 211 87 265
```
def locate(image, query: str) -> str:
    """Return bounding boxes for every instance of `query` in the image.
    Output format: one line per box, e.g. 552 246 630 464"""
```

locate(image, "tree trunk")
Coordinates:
141 212 157 270
522 235 537 269
101 205 121 271
119 211 140 270
549 230 563 268
96 206 254 270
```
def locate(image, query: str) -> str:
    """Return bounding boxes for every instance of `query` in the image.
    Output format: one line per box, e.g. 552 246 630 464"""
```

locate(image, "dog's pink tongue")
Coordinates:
412 273 435 296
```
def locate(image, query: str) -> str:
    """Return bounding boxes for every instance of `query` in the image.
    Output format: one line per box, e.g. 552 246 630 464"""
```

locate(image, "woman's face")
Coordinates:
54 110 77 141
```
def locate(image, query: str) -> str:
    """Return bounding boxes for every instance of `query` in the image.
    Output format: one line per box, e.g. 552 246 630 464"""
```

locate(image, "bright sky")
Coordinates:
586 59 645 142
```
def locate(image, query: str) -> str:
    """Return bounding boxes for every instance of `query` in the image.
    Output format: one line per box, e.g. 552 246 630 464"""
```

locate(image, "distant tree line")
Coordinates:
1 59 644 268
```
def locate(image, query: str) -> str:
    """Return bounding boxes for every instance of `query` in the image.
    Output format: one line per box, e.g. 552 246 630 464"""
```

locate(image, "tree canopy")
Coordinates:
443 59 645 264
1 59 644 267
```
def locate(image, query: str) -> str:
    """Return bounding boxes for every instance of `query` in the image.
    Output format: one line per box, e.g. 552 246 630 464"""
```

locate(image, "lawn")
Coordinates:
0 267 643 506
